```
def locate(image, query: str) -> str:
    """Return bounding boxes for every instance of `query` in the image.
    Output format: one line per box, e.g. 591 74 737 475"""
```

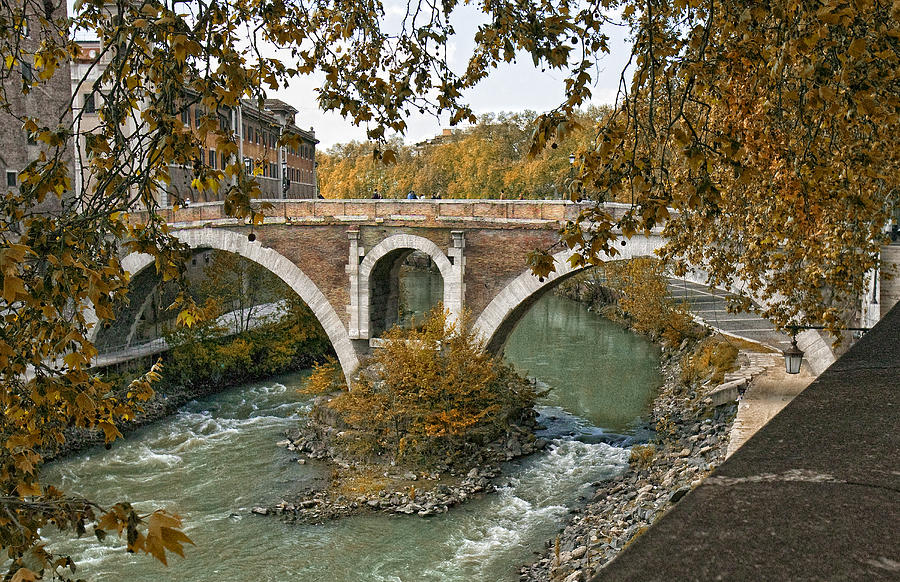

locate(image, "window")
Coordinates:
6 171 17 188
181 106 190 124
209 149 216 169
198 149 205 164
21 62 32 84
242 123 248 140
83 93 96 113
221 152 226 170
194 107 202 127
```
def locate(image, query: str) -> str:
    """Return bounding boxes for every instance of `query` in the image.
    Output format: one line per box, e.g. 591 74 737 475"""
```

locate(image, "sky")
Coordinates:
275 3 633 150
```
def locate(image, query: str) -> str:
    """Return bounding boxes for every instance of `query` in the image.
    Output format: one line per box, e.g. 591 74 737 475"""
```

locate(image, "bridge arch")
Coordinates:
474 234 664 353
93 228 359 378
354 233 463 339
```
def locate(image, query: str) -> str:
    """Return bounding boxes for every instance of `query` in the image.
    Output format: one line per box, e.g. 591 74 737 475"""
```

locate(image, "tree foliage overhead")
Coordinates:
0 0 897 577
545 0 900 330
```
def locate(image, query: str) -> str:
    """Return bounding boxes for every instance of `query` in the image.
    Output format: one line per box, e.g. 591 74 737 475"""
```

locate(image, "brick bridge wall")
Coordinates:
107 199 841 378
114 200 652 376
157 200 596 327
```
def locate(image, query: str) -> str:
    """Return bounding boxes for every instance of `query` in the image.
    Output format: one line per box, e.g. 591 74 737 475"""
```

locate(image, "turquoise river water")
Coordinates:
44 292 660 581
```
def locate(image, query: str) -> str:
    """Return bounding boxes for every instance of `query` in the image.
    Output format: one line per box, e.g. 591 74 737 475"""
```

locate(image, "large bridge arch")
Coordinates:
92 228 360 378
351 233 464 339
474 234 665 353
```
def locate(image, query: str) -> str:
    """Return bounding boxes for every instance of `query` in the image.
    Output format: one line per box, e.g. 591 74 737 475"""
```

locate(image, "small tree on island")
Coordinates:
303 306 542 469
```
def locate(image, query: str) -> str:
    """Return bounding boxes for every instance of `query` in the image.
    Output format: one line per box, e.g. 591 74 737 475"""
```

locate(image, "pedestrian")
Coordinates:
407 190 416 199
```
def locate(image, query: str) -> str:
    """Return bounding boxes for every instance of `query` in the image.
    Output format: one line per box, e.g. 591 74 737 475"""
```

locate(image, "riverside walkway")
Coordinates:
93 301 287 368
593 302 900 581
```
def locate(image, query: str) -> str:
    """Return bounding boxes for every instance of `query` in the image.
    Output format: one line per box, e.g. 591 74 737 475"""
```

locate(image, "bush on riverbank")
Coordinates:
303 306 542 469
161 296 332 391
679 336 739 387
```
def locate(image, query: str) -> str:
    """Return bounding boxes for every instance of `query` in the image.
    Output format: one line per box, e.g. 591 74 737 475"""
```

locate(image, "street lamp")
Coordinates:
783 336 804 375
782 324 871 374
566 153 576 200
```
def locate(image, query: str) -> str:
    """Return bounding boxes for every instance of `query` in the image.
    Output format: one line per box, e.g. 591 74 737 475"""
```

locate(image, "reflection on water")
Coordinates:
504 293 661 433
398 264 443 328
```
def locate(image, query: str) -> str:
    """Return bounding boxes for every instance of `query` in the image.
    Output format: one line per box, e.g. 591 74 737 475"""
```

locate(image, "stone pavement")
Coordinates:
592 303 900 581
725 359 816 458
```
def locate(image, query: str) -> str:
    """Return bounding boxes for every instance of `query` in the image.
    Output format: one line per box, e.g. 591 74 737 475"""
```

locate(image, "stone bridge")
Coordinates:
95 199 849 379
100 199 665 378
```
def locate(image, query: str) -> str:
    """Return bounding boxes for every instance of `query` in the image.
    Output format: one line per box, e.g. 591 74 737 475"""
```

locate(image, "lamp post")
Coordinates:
567 153 576 201
782 324 871 374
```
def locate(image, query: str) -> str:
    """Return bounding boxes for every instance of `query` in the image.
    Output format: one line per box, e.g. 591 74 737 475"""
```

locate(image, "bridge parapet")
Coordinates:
138 199 636 230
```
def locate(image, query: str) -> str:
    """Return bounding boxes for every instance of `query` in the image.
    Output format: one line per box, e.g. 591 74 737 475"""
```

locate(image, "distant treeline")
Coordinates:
317 109 608 200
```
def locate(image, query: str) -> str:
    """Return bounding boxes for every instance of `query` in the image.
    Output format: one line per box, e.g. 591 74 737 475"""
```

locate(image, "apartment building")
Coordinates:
71 40 318 206
1 0 73 213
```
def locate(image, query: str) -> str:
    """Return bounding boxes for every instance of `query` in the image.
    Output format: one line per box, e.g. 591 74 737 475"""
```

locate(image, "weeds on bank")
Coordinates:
680 336 739 387
628 444 657 469
330 466 390 498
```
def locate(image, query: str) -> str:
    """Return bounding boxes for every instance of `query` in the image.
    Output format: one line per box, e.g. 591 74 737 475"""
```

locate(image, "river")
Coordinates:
44 290 660 581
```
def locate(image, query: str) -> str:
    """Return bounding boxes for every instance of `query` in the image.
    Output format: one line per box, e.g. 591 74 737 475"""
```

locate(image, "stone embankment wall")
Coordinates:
881 244 900 317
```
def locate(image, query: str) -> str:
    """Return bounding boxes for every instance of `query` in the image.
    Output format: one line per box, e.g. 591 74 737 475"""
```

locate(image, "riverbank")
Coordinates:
55 309 331 459
519 341 743 581
254 433 546 522
517 271 782 581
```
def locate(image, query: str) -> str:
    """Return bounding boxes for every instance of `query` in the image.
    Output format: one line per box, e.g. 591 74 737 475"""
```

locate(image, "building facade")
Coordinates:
1 0 73 213
71 40 318 207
